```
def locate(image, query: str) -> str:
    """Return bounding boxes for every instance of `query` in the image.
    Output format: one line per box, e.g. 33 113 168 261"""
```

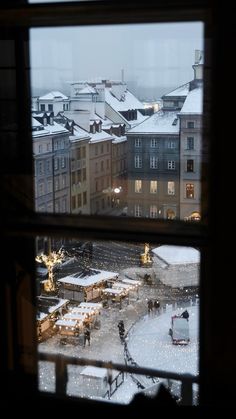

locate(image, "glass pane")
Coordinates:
30 22 204 221
36 237 200 405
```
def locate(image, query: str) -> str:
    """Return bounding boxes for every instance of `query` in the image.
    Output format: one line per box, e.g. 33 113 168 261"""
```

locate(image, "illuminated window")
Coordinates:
150 180 157 193
135 179 142 193
168 181 175 195
186 183 194 198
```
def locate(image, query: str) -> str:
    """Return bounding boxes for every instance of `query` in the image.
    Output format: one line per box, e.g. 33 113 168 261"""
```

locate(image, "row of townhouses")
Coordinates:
32 50 203 225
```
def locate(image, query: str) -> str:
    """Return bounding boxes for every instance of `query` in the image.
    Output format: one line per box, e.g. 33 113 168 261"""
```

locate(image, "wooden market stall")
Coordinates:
36 296 69 340
102 287 128 309
58 268 118 303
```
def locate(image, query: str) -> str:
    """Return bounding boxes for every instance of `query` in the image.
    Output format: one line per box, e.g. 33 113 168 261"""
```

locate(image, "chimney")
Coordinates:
195 50 202 64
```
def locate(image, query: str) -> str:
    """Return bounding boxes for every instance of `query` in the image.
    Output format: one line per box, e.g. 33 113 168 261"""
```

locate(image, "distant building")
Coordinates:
126 111 180 219
37 90 69 113
126 50 203 220
32 113 71 215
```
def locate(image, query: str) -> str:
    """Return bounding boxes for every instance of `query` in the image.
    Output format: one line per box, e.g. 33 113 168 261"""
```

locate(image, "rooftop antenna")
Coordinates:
121 68 124 83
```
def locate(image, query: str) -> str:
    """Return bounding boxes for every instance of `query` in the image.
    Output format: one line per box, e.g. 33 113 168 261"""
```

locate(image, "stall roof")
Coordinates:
55 319 78 327
58 269 118 287
103 288 126 295
80 302 103 309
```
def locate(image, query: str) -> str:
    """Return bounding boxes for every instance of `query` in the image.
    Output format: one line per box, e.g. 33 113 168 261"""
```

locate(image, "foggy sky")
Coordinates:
30 21 203 99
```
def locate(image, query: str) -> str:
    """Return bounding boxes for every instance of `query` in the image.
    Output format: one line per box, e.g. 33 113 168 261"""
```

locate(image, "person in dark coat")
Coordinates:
118 320 125 342
181 309 189 320
153 299 160 315
83 327 91 347
147 299 153 315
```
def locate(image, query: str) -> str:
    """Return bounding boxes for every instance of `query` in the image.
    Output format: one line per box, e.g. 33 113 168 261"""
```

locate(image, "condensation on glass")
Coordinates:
30 22 204 222
36 236 200 404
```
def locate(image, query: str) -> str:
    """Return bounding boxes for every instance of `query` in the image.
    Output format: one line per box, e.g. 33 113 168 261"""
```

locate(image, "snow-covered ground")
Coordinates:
127 304 198 375
38 299 199 404
111 303 199 404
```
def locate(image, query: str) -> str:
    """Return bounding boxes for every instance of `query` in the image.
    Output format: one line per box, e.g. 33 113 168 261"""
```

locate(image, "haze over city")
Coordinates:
30 21 203 99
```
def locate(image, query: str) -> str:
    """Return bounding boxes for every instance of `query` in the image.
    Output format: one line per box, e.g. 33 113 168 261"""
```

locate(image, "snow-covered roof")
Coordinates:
71 307 95 315
179 87 203 114
77 85 97 95
113 282 136 290
48 298 69 313
63 313 88 320
163 83 190 98
105 88 145 112
55 319 78 327
37 297 69 321
32 118 69 137
79 302 103 309
32 117 42 127
112 135 127 144
70 125 90 141
103 288 126 295
152 245 200 265
128 111 179 134
39 91 69 101
58 269 118 287
88 130 114 143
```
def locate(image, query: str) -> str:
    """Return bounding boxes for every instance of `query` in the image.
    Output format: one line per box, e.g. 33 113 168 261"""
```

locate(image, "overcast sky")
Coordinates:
30 21 203 98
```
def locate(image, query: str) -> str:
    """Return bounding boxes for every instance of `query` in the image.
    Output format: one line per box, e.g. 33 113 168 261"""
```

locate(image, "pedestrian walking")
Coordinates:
117 320 125 343
153 299 160 315
147 299 153 316
83 327 91 347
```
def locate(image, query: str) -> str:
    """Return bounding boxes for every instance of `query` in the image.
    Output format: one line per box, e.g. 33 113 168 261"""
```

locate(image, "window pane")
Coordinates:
37 237 200 404
30 22 204 222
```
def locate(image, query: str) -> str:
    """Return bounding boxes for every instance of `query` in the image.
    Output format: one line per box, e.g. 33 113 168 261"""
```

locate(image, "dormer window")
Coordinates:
43 117 47 126
96 122 102 133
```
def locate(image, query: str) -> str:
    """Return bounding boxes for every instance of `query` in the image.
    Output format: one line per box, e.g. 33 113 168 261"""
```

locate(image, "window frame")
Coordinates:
2 0 226 410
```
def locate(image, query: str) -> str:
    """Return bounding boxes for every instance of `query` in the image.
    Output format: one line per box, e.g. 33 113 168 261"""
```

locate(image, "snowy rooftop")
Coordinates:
111 135 127 144
39 91 68 101
77 85 97 95
152 245 200 265
37 297 69 320
88 130 114 143
103 288 125 295
80 302 103 309
163 82 190 98
105 88 145 112
70 126 90 141
128 111 179 134
179 87 203 114
55 319 78 327
58 269 118 287
32 118 69 137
